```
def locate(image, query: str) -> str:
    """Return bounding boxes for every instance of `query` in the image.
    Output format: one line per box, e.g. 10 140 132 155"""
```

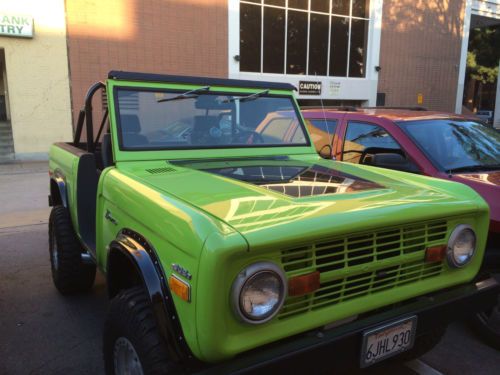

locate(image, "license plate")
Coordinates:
360 316 417 368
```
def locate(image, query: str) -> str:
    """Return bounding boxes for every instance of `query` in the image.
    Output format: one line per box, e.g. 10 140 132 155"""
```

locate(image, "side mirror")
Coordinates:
319 144 333 159
368 153 419 173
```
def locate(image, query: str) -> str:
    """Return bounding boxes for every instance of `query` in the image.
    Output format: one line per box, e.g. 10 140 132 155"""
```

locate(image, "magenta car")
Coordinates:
302 107 500 346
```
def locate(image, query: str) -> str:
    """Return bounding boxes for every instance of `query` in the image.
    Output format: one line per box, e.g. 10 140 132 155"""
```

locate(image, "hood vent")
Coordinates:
146 167 177 174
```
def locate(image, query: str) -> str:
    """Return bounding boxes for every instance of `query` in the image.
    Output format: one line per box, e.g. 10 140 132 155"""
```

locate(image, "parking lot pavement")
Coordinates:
0 163 499 374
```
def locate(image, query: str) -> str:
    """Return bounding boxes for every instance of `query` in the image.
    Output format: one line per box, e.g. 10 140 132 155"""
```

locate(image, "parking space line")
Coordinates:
405 359 444 375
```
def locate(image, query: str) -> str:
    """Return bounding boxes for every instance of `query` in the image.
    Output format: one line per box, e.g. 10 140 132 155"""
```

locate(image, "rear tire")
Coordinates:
103 286 175 375
49 205 96 294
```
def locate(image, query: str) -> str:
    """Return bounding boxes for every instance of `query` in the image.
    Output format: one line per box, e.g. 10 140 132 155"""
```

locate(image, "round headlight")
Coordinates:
232 262 287 324
447 224 476 268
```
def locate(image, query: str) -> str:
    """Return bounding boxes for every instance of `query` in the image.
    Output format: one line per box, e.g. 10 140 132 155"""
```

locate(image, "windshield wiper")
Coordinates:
448 164 500 173
157 86 210 103
223 89 269 103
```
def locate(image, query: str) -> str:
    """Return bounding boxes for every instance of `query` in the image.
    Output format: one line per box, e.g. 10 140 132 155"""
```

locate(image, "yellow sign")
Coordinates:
417 93 423 105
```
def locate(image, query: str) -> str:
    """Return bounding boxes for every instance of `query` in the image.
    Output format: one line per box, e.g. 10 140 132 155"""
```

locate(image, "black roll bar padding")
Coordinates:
84 81 106 153
95 108 109 144
73 109 86 146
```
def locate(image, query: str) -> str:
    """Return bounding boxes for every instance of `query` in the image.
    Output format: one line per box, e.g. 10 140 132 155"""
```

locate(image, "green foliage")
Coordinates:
467 51 498 84
466 26 500 84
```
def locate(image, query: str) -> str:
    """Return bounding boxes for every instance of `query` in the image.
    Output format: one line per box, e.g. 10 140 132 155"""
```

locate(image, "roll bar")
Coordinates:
74 81 106 153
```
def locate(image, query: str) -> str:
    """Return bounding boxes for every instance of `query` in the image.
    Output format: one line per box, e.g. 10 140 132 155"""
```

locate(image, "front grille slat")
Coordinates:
279 220 448 319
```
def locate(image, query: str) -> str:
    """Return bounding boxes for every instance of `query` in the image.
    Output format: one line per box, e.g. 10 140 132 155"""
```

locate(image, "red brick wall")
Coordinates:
66 0 228 127
378 0 465 111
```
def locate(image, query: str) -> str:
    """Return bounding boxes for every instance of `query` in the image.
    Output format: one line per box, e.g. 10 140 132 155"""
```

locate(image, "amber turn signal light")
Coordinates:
425 245 447 263
288 271 320 297
169 274 191 302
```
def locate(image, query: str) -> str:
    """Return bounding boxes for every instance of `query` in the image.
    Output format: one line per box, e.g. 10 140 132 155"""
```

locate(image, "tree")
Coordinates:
466 26 500 84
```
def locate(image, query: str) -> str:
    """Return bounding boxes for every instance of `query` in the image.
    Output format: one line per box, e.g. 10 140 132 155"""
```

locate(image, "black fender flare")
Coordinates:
108 228 197 366
51 171 68 208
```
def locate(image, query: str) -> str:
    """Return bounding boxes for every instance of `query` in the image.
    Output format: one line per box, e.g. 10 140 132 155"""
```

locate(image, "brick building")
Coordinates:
0 0 499 160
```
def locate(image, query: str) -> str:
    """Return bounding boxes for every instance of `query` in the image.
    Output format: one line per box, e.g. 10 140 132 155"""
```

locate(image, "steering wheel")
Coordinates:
236 130 264 144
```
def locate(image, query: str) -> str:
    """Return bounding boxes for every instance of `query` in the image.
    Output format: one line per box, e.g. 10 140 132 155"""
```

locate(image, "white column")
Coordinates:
494 59 500 128
366 0 384 106
455 0 473 114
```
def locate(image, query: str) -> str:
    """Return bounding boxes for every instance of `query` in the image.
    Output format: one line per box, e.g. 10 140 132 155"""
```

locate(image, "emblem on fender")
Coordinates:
171 263 192 280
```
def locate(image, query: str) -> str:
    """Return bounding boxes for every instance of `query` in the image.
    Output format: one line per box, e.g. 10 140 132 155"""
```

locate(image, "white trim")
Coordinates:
228 0 240 77
305 0 311 75
260 3 264 73
456 0 500 114
229 0 383 103
494 59 500 128
284 0 288 74
455 0 473 114
366 0 383 105
346 0 353 77
326 0 333 76
472 0 500 18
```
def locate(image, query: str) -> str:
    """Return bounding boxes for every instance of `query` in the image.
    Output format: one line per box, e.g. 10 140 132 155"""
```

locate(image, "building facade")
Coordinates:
0 0 72 162
0 0 498 161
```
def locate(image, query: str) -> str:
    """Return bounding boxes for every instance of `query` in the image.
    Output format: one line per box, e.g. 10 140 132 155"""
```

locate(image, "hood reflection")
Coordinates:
204 164 384 198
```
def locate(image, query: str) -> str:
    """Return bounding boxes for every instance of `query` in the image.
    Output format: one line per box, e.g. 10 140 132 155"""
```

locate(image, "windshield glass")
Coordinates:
399 119 500 171
115 89 309 150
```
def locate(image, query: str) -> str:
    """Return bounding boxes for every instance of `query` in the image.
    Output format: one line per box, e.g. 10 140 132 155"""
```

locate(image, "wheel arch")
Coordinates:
50 172 68 208
106 228 198 366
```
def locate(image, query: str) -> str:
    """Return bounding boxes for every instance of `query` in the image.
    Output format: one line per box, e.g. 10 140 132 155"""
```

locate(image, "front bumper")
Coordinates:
195 277 499 374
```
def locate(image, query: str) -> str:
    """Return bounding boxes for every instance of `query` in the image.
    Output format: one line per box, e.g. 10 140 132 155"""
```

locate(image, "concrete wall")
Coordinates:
66 0 228 128
0 0 73 159
378 0 466 112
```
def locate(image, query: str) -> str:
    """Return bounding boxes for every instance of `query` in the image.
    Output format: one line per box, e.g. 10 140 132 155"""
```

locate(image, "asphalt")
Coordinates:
0 162 499 374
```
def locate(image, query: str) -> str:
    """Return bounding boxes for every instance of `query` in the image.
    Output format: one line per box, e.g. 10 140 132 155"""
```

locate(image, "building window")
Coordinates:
239 0 370 77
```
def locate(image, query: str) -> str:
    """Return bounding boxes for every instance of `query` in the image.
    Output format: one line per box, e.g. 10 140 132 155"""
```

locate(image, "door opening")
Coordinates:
0 49 15 161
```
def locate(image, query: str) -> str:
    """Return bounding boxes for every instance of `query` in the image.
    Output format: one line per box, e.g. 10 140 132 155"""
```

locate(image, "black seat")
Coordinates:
190 115 219 145
120 114 149 147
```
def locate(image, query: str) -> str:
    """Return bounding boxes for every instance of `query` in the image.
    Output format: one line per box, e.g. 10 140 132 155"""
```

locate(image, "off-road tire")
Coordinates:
49 205 96 294
103 286 175 375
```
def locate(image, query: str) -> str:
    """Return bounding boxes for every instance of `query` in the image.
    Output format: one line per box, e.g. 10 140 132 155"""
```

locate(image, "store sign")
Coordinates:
0 14 34 38
329 81 342 96
299 81 322 95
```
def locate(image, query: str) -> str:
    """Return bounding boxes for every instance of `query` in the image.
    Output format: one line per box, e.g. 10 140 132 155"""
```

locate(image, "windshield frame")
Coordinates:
112 85 311 153
397 118 500 172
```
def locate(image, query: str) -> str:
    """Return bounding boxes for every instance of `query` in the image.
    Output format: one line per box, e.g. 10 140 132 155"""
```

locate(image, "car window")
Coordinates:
399 119 500 171
342 122 400 163
305 119 337 152
115 89 309 150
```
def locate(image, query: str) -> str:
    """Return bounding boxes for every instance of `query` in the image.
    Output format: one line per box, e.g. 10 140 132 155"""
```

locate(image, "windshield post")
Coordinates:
235 99 240 129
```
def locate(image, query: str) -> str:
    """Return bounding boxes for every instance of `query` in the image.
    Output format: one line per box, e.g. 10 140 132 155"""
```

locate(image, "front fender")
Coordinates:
108 229 198 367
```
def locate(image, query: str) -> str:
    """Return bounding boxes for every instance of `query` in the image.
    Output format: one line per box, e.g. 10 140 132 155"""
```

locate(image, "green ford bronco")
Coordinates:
48 71 499 374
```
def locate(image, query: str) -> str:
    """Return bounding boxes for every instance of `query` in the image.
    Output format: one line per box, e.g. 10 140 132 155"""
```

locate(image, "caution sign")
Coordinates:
417 93 423 105
0 14 34 39
299 81 322 95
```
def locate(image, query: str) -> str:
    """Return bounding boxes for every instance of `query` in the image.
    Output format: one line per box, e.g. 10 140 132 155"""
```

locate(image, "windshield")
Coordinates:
115 88 309 150
399 119 500 171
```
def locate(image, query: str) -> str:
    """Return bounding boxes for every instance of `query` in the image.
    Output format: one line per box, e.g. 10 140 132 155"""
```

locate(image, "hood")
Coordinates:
119 157 485 248
452 171 500 232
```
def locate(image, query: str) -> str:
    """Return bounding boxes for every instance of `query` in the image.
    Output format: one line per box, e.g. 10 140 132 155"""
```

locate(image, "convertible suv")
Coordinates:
48 72 498 374
302 107 500 348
